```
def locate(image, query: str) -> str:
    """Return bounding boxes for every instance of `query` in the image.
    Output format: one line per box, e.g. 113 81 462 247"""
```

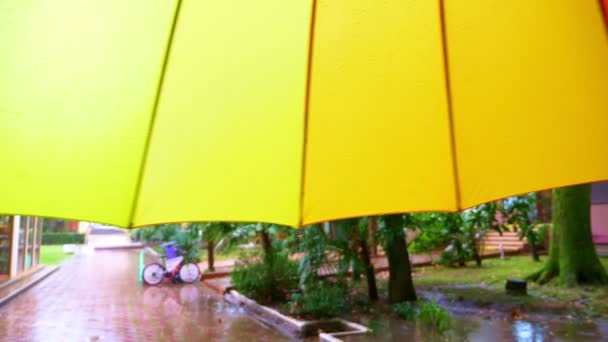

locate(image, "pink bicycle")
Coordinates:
143 242 200 285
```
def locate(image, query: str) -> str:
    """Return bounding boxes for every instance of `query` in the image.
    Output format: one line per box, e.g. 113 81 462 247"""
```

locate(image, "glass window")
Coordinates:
26 217 35 269
0 216 12 278
17 216 27 273
33 218 43 267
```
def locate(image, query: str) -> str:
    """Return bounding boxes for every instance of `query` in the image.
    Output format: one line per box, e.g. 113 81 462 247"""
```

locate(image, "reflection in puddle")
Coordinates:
513 320 545 341
346 315 608 342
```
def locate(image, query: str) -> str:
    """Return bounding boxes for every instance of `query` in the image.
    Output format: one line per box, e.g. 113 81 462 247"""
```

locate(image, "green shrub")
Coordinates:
534 224 549 248
231 252 298 304
393 300 451 334
291 283 348 319
418 301 451 333
42 232 85 245
408 232 449 255
393 301 417 320
439 241 474 267
408 213 451 255
232 262 272 301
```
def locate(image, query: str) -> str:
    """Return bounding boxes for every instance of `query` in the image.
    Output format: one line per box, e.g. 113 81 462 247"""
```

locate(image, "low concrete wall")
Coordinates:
224 290 305 337
224 289 370 340
0 266 59 307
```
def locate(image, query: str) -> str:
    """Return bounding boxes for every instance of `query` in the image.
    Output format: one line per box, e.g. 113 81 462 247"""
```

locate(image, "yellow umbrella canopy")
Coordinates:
0 0 607 228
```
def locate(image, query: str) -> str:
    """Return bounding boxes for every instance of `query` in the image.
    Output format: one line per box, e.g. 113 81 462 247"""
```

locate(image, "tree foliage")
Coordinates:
462 202 505 266
503 194 546 262
407 213 450 258
172 226 202 264
231 251 298 304
190 222 237 271
292 219 378 301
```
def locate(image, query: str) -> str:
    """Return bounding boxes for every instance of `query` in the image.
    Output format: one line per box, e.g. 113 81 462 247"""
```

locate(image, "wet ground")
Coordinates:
3 246 608 341
0 249 286 341
346 311 608 341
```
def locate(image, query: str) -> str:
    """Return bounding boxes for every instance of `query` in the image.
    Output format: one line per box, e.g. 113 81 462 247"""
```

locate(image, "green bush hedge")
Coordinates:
291 283 348 319
231 252 298 304
42 232 85 245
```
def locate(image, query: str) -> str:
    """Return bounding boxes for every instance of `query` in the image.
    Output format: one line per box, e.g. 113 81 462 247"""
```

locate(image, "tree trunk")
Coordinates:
351 265 362 281
330 222 337 240
530 243 540 262
368 217 378 257
529 185 608 286
527 235 540 262
456 242 466 267
358 238 378 301
472 241 482 267
555 185 607 286
387 236 417 302
207 241 215 272
260 230 274 265
385 215 417 303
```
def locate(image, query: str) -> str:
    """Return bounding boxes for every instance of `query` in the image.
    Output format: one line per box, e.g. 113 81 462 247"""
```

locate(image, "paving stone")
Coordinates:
0 250 287 341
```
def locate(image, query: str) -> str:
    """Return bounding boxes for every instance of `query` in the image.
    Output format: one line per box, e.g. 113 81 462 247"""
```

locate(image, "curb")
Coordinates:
0 266 60 308
224 289 371 340
0 266 44 293
93 243 145 251
201 271 231 280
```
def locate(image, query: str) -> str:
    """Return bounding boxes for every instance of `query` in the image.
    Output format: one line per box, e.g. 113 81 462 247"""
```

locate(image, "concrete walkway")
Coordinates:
0 250 286 341
87 225 144 250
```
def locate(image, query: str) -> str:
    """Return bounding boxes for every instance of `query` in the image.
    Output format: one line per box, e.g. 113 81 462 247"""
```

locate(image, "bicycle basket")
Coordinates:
161 242 182 259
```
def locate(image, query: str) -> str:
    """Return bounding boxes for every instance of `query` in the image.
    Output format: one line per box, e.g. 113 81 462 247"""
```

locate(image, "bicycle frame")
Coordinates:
164 255 184 278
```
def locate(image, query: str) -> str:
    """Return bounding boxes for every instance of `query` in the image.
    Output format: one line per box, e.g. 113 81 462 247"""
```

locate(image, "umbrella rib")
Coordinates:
298 0 319 227
128 0 184 227
439 0 462 211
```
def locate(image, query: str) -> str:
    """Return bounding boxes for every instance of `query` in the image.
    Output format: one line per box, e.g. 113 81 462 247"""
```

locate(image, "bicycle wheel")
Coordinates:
143 263 165 286
179 263 200 283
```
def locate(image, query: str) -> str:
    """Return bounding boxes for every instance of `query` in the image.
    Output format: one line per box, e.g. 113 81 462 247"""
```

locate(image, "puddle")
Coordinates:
343 315 608 341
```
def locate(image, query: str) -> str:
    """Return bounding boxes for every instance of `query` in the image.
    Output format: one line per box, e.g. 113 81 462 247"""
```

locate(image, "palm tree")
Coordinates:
191 222 236 272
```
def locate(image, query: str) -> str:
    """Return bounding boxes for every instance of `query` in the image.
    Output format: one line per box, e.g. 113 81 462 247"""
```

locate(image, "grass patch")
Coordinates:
306 257 608 331
40 245 77 266
414 257 541 287
413 256 608 318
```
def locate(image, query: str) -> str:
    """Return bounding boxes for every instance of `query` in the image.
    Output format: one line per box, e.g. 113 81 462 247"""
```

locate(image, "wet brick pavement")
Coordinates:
0 250 286 341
